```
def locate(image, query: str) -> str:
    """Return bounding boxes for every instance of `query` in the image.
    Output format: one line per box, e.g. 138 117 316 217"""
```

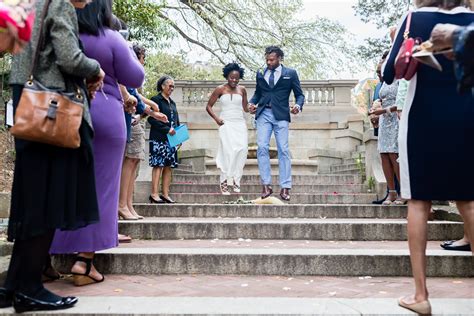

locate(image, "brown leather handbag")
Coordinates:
10 0 84 148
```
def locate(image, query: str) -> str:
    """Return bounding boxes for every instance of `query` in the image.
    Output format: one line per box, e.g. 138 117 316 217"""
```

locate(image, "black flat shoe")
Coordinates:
0 288 13 308
149 195 165 204
13 292 77 313
159 195 176 204
441 242 471 251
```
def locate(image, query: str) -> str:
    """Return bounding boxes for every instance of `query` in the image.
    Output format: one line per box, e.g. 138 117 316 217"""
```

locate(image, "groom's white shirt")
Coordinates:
263 65 282 85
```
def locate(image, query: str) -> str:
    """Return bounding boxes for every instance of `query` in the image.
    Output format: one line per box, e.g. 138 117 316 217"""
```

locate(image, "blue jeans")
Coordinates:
256 108 291 188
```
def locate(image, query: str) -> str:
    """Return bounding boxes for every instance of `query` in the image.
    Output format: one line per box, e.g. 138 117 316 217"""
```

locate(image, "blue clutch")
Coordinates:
167 124 190 147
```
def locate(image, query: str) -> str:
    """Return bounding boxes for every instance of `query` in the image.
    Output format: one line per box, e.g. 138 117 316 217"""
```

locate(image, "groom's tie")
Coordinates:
269 69 275 89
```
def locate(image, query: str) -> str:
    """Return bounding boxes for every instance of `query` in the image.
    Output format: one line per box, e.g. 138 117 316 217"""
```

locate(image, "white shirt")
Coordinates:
264 65 282 86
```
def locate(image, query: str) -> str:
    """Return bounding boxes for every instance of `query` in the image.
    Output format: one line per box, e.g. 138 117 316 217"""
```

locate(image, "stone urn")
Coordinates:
247 145 278 159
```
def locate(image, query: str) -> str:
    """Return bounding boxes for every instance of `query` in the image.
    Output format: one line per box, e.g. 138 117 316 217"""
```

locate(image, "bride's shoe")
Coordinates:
220 180 231 195
398 296 431 315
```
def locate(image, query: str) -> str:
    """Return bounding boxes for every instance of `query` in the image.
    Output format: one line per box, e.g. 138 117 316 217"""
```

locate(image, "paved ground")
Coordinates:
45 275 474 299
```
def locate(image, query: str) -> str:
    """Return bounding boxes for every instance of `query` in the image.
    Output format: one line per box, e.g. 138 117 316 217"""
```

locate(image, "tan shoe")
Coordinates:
398 296 431 315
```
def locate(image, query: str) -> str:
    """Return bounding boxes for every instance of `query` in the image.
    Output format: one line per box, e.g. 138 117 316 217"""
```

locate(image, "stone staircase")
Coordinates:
39 157 473 315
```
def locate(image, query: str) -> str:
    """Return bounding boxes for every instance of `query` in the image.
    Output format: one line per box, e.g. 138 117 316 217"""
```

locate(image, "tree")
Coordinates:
142 52 223 97
114 0 361 79
353 0 411 64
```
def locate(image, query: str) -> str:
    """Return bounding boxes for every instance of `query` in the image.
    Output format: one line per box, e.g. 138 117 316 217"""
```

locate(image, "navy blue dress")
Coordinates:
383 7 474 200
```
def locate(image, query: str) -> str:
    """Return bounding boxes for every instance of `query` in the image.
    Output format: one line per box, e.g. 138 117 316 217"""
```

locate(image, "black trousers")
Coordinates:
3 230 55 295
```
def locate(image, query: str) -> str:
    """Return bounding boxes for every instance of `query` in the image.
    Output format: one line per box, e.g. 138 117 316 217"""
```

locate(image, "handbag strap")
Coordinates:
403 11 412 40
28 0 52 79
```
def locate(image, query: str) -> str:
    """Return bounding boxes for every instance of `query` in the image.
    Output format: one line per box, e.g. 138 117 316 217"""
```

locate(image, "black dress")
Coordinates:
384 8 474 200
7 85 100 242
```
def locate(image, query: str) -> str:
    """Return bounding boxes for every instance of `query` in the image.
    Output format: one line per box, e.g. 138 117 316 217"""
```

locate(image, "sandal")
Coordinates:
233 184 241 193
71 256 105 286
118 233 132 243
393 198 407 205
220 180 230 195
382 199 394 205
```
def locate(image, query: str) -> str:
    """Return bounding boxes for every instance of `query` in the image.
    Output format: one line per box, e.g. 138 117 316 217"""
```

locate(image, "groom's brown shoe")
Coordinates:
261 185 273 199
280 188 290 201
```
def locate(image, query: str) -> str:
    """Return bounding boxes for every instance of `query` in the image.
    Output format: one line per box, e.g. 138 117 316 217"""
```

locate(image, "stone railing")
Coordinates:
173 80 357 108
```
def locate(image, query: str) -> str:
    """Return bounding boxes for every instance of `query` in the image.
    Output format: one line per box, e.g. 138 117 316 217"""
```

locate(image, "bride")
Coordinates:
206 62 249 195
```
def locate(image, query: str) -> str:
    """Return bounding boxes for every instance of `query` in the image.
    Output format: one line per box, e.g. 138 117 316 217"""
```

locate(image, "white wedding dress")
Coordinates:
215 94 248 187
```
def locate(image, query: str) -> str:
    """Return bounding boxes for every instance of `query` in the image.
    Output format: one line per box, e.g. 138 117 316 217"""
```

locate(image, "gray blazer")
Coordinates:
9 0 100 130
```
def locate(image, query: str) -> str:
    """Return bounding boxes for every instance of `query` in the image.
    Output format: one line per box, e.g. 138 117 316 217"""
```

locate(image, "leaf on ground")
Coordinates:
114 289 123 292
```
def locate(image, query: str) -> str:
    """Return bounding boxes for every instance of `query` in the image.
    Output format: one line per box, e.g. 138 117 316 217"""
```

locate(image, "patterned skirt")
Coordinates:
149 140 178 168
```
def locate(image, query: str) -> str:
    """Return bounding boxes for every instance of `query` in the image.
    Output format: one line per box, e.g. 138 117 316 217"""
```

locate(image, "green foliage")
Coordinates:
367 176 376 193
142 52 223 97
113 0 173 47
353 0 411 65
354 152 366 182
353 0 411 28
158 0 361 79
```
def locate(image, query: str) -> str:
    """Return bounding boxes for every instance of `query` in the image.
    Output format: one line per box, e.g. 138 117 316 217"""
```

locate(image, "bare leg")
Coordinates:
403 199 431 303
381 153 396 201
151 166 163 200
118 157 137 219
127 159 141 217
388 153 400 183
455 201 474 254
71 252 103 281
162 167 172 198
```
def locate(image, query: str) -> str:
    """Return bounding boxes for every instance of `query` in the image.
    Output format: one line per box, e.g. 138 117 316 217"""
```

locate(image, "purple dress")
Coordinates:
50 29 144 253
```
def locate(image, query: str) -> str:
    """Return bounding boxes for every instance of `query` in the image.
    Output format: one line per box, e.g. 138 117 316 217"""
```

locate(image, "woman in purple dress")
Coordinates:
50 0 144 286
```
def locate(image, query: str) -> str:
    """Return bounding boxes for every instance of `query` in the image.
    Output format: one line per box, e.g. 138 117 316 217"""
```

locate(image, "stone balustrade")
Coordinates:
173 80 357 108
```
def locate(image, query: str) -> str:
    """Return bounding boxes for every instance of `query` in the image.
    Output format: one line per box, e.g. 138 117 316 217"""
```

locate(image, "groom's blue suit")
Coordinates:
250 65 305 189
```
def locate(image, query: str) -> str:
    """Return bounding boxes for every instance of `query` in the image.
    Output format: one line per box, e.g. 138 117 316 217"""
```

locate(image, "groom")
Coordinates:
249 45 305 201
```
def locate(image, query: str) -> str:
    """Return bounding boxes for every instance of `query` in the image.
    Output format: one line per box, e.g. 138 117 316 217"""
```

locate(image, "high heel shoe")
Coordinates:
159 194 176 204
118 207 138 220
149 195 165 204
71 256 105 286
398 296 431 315
129 207 144 219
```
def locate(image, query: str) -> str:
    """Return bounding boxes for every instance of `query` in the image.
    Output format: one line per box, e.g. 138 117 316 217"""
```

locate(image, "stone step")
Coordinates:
351 151 366 159
342 157 364 165
173 169 201 175
136 182 368 195
133 204 407 219
324 169 360 175
118 218 462 241
166 174 363 185
134 193 377 204
205 159 319 175
53 240 472 277
2 297 473 315
330 163 362 172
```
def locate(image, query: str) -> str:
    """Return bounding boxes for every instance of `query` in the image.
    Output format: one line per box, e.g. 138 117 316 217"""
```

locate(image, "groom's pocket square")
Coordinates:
283 76 291 79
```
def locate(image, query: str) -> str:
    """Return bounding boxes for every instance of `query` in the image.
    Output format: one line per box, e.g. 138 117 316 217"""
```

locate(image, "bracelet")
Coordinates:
385 107 391 114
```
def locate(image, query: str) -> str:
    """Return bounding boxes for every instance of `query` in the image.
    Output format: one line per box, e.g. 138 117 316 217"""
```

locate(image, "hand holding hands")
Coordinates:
291 104 300 115
150 111 169 123
124 95 137 114
248 103 257 114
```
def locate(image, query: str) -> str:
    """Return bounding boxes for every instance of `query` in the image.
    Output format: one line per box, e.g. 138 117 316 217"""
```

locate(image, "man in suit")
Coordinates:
249 46 305 201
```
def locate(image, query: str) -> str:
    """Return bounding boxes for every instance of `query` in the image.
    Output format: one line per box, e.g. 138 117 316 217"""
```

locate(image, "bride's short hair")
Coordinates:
222 62 245 79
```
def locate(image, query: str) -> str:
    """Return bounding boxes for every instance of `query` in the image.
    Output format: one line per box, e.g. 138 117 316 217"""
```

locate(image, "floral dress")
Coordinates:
377 81 399 153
